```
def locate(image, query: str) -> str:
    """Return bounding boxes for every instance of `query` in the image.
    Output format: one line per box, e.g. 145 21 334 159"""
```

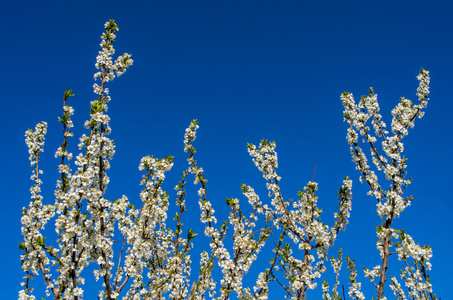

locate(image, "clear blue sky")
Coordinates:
2 1 451 298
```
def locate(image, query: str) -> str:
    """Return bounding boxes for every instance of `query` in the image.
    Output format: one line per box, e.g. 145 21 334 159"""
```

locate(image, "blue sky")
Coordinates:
2 1 452 298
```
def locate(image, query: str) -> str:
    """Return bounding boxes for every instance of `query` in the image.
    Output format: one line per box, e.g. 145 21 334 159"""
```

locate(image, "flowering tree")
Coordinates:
19 20 438 300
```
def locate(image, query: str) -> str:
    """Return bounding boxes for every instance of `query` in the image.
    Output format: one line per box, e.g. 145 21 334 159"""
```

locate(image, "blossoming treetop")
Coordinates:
19 20 438 300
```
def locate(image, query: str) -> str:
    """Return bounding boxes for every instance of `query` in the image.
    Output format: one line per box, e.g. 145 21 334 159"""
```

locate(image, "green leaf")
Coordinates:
90 100 104 114
64 87 74 99
225 198 234 207
34 236 46 248
187 229 198 240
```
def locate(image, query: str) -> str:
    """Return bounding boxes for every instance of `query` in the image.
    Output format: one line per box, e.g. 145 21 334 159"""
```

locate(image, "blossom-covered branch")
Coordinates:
20 19 133 300
341 69 438 300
